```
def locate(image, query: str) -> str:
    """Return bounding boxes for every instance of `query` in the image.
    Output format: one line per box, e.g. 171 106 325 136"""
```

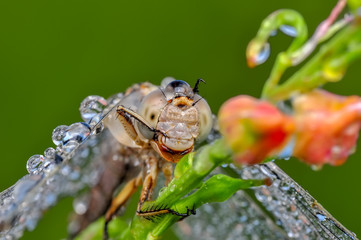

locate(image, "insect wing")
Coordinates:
0 93 141 239
175 162 357 240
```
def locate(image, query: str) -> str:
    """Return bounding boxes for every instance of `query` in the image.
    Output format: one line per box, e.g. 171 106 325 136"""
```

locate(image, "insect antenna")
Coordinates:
192 97 204 106
193 78 206 95
159 87 167 99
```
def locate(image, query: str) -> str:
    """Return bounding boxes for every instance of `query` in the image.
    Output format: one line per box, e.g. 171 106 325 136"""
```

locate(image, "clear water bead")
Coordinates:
62 140 80 154
88 114 104 134
79 95 107 122
43 161 56 174
280 25 298 37
44 147 56 160
52 125 69 146
73 195 90 215
62 122 91 144
43 148 56 175
26 155 45 174
256 42 270 65
107 92 123 106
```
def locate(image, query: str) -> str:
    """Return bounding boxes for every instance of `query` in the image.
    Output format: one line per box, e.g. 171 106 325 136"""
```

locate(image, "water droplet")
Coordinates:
68 169 80 181
44 194 57 208
61 165 72 176
88 114 104 134
270 30 277 36
277 137 294 158
62 140 80 154
13 175 42 203
43 161 56 174
52 125 68 146
25 217 38 231
68 221 82 237
79 95 107 122
106 93 123 106
26 155 45 174
331 145 342 156
88 113 102 127
276 219 283 226
256 42 270 65
73 147 90 166
280 25 298 37
316 213 326 221
158 187 166 197
73 196 89 215
287 231 298 238
280 183 290 191
311 164 323 171
62 122 91 144
169 184 176 192
44 147 56 160
239 215 248 222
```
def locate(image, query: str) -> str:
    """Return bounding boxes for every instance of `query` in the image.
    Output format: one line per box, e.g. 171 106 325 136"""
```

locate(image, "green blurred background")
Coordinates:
0 0 360 239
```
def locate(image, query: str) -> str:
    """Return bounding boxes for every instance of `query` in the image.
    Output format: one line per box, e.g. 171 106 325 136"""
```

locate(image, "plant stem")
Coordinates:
266 23 361 102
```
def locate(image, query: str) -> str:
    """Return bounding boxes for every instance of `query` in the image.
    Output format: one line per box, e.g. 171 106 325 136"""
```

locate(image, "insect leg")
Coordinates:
161 161 173 186
177 204 197 221
117 105 168 140
103 174 142 239
105 174 142 222
115 106 145 146
117 105 155 133
136 157 159 215
137 203 196 221
136 159 196 219
136 159 195 220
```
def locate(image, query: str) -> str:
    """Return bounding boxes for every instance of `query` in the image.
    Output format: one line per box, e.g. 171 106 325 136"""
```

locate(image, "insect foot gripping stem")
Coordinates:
177 205 197 221
136 203 196 222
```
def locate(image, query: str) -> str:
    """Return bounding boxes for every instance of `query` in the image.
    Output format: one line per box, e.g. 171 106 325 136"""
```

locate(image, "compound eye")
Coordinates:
164 80 193 97
136 89 167 140
194 96 213 142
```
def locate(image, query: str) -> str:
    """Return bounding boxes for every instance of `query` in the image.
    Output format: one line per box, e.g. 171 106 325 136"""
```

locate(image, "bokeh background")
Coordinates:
0 0 360 239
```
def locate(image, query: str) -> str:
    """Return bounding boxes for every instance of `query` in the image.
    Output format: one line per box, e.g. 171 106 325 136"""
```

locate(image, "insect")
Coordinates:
0 77 213 239
102 78 213 237
0 78 356 240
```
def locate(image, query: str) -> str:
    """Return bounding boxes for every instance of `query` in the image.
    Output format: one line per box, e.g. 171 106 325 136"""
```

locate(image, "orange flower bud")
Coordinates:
218 95 294 165
293 90 361 166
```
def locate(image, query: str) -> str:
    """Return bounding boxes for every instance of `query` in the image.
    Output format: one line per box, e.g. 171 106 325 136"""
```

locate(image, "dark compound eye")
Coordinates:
169 80 190 89
165 80 192 96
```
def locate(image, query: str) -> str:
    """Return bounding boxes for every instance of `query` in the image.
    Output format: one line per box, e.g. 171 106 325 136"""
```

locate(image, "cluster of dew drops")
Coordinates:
26 95 109 176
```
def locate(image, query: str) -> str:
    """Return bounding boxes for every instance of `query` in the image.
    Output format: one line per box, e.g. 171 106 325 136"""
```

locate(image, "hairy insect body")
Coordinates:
105 79 212 163
102 79 212 238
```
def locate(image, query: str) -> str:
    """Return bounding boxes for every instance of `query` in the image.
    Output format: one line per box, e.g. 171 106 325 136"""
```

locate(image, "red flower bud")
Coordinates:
293 90 361 166
218 95 294 165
